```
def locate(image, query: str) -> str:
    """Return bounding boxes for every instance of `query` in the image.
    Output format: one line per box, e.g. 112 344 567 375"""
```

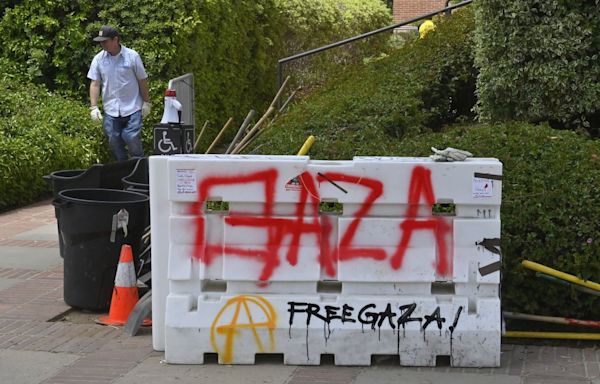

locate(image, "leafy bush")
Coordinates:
248 5 600 318
251 7 477 159
0 0 392 152
0 59 108 210
174 0 283 148
276 0 392 88
284 0 391 49
0 1 97 96
393 123 600 320
474 0 600 130
255 112 600 318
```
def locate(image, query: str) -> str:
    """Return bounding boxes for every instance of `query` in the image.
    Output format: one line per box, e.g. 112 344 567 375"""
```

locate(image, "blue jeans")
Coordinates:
103 111 144 161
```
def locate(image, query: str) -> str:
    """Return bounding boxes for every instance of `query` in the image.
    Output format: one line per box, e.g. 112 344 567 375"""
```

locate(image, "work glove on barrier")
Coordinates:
90 106 102 121
142 102 151 118
430 147 473 162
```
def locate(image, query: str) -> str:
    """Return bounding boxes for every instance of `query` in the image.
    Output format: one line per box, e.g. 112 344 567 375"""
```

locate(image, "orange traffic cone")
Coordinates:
96 244 151 326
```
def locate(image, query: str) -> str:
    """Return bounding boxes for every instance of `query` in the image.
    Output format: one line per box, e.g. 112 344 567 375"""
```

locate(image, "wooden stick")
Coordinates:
237 118 280 154
253 114 278 139
268 75 291 110
522 260 600 292
535 272 600 297
279 87 299 113
504 331 600 340
230 76 291 154
503 311 600 329
226 110 256 154
193 120 210 153
231 106 275 154
234 135 254 154
205 117 234 154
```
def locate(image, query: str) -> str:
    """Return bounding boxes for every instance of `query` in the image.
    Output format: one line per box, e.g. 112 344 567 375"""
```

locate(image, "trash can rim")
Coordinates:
49 169 87 179
58 188 149 205
121 157 148 189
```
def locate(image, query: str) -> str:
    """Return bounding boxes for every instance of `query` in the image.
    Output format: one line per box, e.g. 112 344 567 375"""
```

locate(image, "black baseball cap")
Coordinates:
93 25 119 42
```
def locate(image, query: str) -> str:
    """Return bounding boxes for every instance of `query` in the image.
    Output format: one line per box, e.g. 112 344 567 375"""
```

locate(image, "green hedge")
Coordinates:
0 1 98 96
393 123 600 320
474 0 600 129
251 7 477 158
276 0 392 88
248 6 600 318
174 0 283 149
254 117 600 319
0 0 392 153
0 1 392 208
0 60 108 210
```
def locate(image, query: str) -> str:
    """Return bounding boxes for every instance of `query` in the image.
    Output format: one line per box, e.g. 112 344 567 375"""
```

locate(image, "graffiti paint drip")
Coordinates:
449 305 464 365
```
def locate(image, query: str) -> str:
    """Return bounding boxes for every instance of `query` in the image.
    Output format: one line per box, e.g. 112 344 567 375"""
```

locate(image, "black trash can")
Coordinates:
44 159 140 260
45 167 104 260
45 166 103 199
121 157 149 195
55 188 149 311
99 158 139 189
44 159 139 198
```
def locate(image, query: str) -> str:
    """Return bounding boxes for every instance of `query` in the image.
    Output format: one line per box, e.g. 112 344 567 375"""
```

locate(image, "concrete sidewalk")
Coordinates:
0 200 598 384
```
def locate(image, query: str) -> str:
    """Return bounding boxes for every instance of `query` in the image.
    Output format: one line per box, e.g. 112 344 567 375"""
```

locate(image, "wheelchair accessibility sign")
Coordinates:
183 129 194 154
153 124 194 155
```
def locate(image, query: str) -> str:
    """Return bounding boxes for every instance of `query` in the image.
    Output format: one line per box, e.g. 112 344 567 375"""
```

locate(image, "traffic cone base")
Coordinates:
96 244 151 326
96 315 151 326
96 288 151 326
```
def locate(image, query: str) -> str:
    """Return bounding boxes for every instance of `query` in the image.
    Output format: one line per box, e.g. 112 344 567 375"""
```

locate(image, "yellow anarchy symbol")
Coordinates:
210 295 277 363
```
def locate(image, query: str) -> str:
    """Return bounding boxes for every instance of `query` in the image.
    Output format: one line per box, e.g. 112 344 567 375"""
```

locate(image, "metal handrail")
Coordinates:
276 0 473 91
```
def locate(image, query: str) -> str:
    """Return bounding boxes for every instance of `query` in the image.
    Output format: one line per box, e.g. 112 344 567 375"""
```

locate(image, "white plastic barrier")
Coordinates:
150 155 502 367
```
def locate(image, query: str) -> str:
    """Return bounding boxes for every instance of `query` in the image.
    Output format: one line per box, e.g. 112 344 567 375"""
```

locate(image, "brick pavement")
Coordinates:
0 199 598 384
0 200 142 383
0 199 56 241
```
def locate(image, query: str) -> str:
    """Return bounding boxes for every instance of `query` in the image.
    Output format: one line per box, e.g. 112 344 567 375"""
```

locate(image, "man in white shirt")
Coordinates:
87 25 151 161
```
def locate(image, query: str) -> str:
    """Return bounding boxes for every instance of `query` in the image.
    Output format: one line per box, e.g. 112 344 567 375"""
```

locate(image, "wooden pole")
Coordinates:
535 272 600 297
193 120 209 153
233 133 256 155
226 110 256 154
522 260 600 292
279 87 299 114
268 75 291 111
504 331 600 340
206 117 234 154
230 76 291 154
503 311 600 329
230 106 275 154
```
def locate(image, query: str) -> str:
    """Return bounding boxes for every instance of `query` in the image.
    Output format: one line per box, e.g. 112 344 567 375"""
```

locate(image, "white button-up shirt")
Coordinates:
87 45 148 117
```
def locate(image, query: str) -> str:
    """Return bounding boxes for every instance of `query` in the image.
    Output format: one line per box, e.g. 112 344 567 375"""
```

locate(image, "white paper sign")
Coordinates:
473 177 493 198
176 169 197 194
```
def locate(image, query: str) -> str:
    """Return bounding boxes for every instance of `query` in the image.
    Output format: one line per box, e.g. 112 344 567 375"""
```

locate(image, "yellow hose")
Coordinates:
297 135 315 156
504 331 600 340
522 260 600 292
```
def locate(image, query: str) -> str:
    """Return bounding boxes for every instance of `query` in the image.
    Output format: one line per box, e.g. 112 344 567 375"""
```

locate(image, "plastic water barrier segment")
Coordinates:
150 155 502 366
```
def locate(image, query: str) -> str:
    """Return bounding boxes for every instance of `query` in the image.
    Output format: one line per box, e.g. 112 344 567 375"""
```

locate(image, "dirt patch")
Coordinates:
50 308 107 324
